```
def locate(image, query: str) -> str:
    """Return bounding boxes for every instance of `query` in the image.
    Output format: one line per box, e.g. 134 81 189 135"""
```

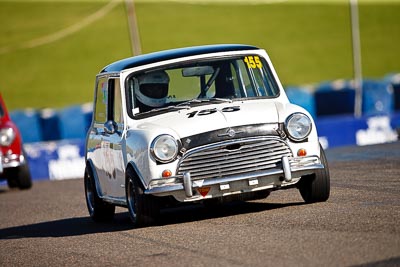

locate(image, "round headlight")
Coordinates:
285 113 312 141
0 127 16 146
151 135 178 163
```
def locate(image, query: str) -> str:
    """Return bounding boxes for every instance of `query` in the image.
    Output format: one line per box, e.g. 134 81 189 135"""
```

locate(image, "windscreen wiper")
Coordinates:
134 105 189 117
177 98 233 108
176 98 208 107
210 98 233 103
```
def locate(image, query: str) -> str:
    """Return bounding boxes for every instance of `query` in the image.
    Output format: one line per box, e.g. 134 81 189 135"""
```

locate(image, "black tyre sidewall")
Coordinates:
16 162 32 189
84 166 115 222
299 145 330 203
126 172 139 225
126 168 159 227
5 161 32 190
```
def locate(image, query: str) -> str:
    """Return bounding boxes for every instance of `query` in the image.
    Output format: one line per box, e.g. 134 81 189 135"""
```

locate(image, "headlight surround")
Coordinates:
285 113 312 141
150 134 178 163
0 127 16 146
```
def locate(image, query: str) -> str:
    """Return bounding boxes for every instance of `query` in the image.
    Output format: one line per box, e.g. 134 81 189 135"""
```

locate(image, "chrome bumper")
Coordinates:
1 154 25 173
145 156 324 198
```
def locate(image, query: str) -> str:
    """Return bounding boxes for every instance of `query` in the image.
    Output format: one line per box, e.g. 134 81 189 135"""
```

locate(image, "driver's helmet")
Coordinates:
135 70 169 111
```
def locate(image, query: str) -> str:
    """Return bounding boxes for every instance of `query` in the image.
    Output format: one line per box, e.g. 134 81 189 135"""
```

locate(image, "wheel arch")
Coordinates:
126 161 147 190
85 159 104 199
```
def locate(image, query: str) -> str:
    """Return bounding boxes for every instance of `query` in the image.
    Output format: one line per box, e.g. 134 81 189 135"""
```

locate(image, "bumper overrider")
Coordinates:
145 155 324 202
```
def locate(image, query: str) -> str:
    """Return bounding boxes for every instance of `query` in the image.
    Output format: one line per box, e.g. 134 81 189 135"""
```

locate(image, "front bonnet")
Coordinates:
135 100 280 139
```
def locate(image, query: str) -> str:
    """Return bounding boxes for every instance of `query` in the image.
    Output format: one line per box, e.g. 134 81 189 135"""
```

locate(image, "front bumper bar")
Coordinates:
145 156 324 197
0 154 25 174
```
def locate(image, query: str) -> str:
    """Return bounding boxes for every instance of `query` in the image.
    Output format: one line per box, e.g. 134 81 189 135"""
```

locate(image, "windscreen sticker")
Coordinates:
244 56 262 69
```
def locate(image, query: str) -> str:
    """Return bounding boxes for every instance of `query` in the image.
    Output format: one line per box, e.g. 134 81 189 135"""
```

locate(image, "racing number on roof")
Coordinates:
244 56 262 69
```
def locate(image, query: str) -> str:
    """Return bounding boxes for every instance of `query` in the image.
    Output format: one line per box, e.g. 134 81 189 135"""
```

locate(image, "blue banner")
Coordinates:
317 113 399 149
24 139 85 181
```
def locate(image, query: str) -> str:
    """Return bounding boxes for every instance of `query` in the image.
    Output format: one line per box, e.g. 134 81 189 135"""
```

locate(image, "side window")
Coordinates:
126 78 136 109
112 78 123 124
105 78 123 124
94 77 108 124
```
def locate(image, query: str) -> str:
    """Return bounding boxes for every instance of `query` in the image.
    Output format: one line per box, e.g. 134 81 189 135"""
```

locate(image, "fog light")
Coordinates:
297 148 307 157
162 169 172 178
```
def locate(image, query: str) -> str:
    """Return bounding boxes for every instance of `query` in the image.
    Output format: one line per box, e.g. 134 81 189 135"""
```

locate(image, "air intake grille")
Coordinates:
177 137 292 180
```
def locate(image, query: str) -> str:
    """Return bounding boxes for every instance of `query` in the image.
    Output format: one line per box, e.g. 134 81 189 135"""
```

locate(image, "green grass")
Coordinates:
0 1 399 110
0 1 131 110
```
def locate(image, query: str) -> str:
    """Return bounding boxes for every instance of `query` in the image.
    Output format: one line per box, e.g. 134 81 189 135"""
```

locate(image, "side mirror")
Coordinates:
104 120 118 134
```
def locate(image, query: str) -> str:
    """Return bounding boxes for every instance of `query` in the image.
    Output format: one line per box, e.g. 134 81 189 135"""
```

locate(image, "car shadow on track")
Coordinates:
0 201 304 239
0 213 132 240
157 200 305 226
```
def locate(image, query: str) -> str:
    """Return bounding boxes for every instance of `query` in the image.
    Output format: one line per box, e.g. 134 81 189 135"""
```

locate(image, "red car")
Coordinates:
0 94 32 189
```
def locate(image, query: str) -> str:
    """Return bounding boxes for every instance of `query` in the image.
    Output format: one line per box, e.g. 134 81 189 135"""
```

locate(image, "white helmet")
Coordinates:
135 71 169 108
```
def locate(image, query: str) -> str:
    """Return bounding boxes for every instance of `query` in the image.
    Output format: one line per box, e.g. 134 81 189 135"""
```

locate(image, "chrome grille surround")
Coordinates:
177 137 293 181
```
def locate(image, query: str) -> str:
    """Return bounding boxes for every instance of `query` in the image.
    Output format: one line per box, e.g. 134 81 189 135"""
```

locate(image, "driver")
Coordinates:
135 70 169 112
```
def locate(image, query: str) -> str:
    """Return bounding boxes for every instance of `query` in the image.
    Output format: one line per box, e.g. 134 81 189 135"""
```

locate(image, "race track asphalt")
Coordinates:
0 142 399 266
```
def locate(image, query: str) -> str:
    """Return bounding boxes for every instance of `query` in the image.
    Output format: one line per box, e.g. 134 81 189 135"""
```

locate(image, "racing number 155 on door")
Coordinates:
244 56 262 69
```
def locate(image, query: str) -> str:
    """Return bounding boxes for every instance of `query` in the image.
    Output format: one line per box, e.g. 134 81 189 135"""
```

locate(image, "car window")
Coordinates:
166 68 216 102
94 76 108 124
112 78 123 124
126 55 279 116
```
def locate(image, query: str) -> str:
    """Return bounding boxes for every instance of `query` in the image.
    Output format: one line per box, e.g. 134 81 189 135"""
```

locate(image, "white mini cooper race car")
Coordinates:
84 44 330 227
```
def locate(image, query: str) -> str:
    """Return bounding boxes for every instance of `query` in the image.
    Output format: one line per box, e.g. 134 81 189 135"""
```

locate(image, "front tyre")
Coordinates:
84 166 115 222
126 168 159 227
298 145 330 203
6 161 32 190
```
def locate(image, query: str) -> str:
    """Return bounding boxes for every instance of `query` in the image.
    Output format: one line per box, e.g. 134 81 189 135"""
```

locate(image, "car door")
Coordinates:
89 76 125 200
101 77 126 200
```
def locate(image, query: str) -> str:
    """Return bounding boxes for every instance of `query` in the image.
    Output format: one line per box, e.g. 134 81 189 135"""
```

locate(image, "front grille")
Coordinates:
177 137 293 180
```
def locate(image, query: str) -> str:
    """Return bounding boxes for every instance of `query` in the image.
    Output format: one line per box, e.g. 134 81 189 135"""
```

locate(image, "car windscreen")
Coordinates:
126 55 280 118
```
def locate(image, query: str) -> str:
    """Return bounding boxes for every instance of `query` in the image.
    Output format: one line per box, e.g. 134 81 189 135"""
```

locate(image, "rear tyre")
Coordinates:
84 166 115 222
298 145 330 203
126 168 159 227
